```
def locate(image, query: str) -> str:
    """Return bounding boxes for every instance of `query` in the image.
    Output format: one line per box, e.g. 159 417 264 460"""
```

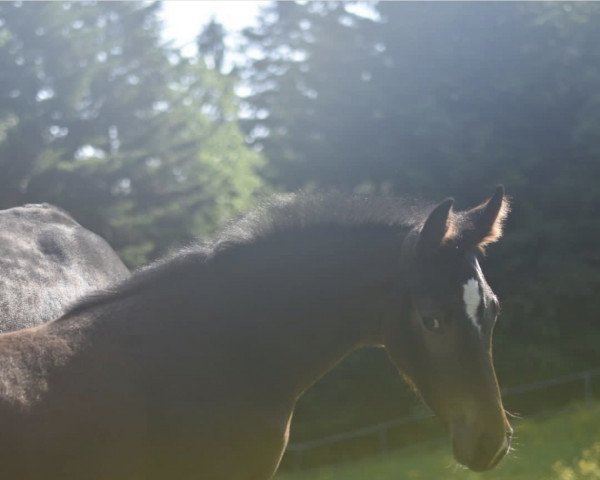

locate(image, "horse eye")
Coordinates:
422 316 441 332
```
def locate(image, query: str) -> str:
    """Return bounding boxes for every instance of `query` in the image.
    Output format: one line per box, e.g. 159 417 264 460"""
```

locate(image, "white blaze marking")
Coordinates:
463 278 482 332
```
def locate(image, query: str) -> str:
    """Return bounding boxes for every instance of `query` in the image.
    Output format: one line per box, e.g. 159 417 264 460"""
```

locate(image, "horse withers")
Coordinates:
0 203 129 331
0 189 511 479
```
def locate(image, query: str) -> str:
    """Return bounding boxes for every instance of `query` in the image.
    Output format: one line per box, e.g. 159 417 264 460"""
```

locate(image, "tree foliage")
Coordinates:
0 1 263 265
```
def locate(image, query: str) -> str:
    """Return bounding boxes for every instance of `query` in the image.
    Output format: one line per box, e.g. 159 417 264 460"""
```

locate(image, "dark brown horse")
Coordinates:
0 203 129 332
0 189 511 479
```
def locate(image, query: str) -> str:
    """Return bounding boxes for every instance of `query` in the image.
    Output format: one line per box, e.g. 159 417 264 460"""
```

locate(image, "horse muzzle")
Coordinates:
450 416 512 471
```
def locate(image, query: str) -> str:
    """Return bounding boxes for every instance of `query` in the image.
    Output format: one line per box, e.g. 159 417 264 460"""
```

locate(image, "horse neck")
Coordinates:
65 225 410 405
204 225 408 399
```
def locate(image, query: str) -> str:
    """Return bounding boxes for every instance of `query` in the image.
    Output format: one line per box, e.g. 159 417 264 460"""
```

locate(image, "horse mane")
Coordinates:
61 192 432 319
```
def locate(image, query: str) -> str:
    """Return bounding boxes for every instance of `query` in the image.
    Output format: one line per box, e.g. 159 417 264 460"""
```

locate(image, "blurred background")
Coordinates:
1 2 599 478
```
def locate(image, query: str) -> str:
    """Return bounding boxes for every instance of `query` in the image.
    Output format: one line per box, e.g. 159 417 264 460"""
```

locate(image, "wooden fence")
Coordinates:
286 367 600 470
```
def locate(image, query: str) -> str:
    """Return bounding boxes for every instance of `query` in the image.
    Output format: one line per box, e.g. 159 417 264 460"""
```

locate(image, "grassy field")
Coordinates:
277 402 600 480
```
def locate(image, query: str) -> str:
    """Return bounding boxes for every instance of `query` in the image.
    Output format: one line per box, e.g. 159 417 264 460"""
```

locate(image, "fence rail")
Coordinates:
286 367 600 469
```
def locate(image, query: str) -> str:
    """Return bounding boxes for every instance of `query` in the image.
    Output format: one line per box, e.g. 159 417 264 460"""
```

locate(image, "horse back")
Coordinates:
0 204 129 332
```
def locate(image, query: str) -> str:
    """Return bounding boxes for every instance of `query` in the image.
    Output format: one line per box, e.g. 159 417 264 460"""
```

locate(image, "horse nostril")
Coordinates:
479 432 497 455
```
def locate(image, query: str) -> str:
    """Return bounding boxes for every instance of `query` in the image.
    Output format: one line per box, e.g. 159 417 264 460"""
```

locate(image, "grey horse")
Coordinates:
0 203 129 332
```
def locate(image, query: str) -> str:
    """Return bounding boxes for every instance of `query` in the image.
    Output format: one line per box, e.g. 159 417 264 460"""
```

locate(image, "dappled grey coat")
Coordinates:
0 203 129 332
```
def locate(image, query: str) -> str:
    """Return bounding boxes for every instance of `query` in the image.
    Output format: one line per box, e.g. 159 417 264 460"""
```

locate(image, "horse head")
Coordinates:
384 186 512 471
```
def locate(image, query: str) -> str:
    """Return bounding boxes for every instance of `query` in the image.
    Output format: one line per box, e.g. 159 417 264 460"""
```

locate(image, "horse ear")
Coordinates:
463 185 510 252
417 198 455 256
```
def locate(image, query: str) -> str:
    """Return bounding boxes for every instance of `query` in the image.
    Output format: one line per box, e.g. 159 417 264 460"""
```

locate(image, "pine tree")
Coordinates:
0 1 263 265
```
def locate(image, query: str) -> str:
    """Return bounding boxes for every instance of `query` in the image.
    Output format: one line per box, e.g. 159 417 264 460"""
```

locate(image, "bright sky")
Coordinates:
161 1 269 56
